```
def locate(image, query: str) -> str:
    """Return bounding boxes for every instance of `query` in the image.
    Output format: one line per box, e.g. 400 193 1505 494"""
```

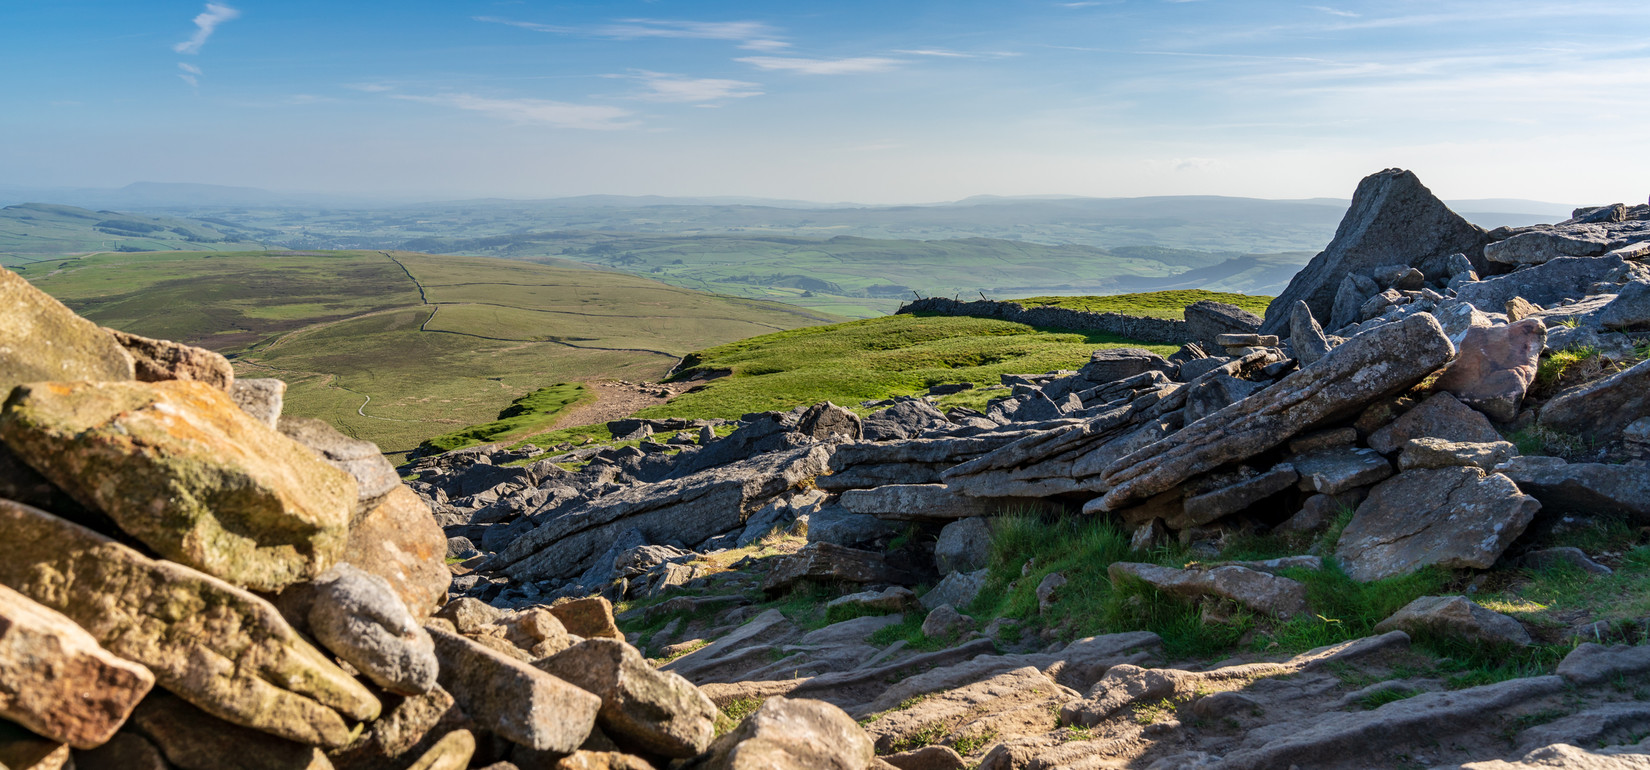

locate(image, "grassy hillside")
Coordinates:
636 314 1180 420
1011 290 1274 319
0 203 266 265
15 250 838 454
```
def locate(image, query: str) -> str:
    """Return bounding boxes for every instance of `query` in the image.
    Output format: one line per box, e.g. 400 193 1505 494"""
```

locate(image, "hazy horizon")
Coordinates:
7 1 1650 205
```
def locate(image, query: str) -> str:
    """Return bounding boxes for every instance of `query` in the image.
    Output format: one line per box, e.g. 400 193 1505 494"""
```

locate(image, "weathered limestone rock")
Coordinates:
0 584 153 748
825 586 916 616
536 639 717 758
129 691 333 770
1289 301 1333 366
279 417 401 516
920 604 973 638
1373 595 1531 646
921 569 988 612
1079 348 1173 384
694 697 874 770
1098 313 1455 511
1329 273 1380 331
861 401 948 442
1598 281 1650 330
426 626 600 753
0 380 357 591
1397 438 1517 471
864 666 1070 756
840 484 1013 521
549 597 625 641
1433 319 1547 422
1289 448 1391 496
1448 743 1650 770
0 499 379 748
1518 546 1612 576
548 750 655 770
1259 169 1486 336
933 517 992 574
0 267 134 394
1556 643 1650 685
1108 563 1308 618
494 446 830 582
1367 392 1503 455
796 402 862 442
1485 227 1613 266
230 378 287 427
1498 456 1650 523
104 328 234 390
307 564 438 696
343 486 450 621
1335 468 1540 581
1457 255 1630 312
1540 357 1650 442
883 745 966 770
1175 465 1298 528
763 542 915 594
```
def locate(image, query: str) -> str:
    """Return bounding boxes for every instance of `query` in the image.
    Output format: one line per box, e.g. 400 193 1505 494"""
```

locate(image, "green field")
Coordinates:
1011 290 1274 319
635 314 1180 420
0 203 265 265
15 250 839 454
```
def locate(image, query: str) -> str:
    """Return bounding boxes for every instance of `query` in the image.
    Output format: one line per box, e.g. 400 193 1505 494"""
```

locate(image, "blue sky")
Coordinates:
4 0 1649 203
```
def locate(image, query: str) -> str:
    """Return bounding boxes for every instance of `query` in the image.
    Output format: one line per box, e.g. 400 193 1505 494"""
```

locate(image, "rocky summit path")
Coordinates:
3 168 1650 769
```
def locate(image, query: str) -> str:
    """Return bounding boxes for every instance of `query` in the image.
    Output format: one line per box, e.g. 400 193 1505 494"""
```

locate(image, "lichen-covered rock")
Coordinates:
0 267 134 394
535 639 718 758
230 378 287 428
1335 467 1540 581
1497 456 1650 523
548 597 625 642
0 380 357 591
279 416 401 517
328 687 472 770
796 402 863 441
1108 562 1309 618
0 584 153 748
104 328 234 390
307 564 438 696
692 697 874 770
1397 438 1517 471
1366 392 1502 455
343 486 449 621
1098 313 1456 511
1433 319 1546 422
762 542 915 594
1539 357 1650 442
0 499 379 748
427 625 600 753
128 691 333 770
1373 595 1531 646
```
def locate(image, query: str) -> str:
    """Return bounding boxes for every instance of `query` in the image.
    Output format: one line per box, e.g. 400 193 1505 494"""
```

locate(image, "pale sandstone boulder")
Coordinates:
0 499 379 748
0 380 356 591
103 327 234 390
0 267 134 394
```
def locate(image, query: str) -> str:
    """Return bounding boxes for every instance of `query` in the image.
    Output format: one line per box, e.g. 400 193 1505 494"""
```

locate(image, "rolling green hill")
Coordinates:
14 250 839 454
0 203 266 265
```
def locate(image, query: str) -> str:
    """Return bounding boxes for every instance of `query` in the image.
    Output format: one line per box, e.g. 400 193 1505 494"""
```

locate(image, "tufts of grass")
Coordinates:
1356 688 1418 710
417 383 591 454
1011 290 1274 319
716 698 766 736
951 729 1000 756
1505 424 1591 460
1532 345 1603 397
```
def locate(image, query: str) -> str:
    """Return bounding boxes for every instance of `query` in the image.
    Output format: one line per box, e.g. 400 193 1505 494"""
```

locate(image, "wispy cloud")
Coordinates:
344 82 396 93
177 62 202 87
1306 5 1360 17
476 16 789 50
894 48 1020 59
391 93 639 130
736 56 902 75
613 71 763 103
174 3 240 55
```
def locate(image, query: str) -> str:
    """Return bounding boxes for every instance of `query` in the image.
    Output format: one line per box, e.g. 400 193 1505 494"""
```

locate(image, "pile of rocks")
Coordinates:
0 270 877 770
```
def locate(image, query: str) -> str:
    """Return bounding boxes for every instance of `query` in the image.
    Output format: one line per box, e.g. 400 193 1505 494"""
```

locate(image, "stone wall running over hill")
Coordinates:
896 297 1190 345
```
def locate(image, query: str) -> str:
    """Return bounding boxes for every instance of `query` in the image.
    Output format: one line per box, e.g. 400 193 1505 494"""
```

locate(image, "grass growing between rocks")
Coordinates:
643 314 1178 420
416 383 592 454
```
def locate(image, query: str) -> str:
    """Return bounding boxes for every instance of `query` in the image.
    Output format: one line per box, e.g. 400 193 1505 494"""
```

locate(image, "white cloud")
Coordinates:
177 62 202 87
174 3 240 55
736 56 902 75
392 93 639 130
894 48 1020 59
475 16 789 50
344 82 396 93
1306 5 1360 17
620 72 763 103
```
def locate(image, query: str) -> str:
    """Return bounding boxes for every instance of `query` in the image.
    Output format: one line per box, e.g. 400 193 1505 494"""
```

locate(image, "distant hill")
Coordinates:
0 203 267 264
14 250 838 455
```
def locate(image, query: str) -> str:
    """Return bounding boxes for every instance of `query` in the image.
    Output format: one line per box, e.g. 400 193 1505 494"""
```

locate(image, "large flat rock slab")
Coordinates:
1335 467 1539 581
0 499 378 748
0 380 356 591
